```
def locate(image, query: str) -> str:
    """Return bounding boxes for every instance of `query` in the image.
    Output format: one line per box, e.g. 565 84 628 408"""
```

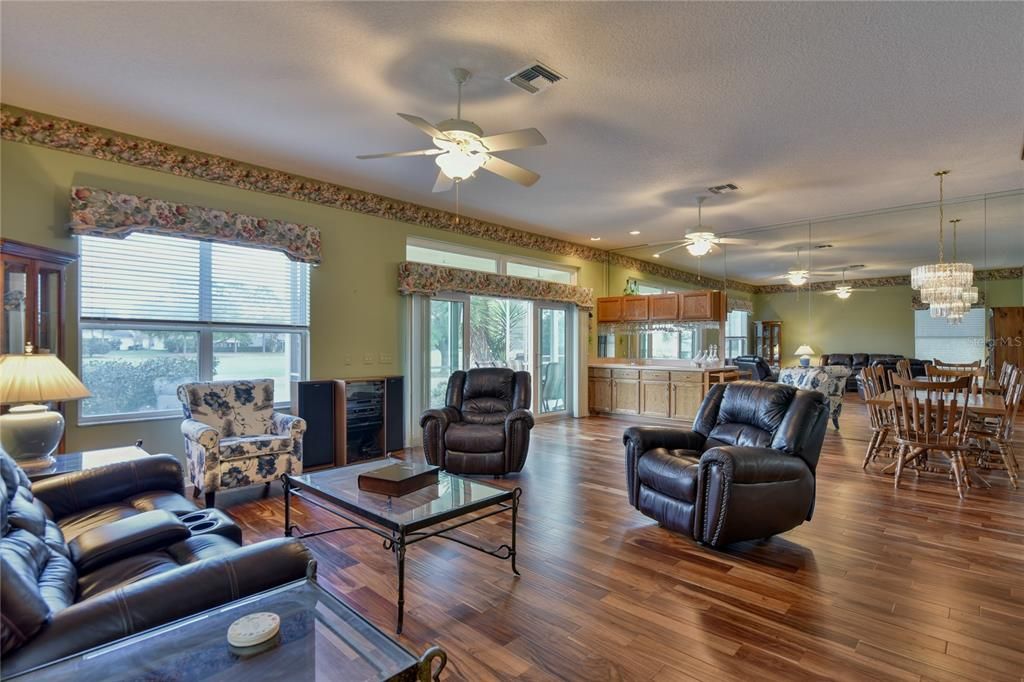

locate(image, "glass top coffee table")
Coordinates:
283 460 521 634
11 579 447 681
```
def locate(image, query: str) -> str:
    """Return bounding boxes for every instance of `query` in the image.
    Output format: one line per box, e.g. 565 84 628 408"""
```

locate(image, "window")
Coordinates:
79 233 309 422
725 310 749 359
636 282 667 295
914 308 985 365
406 238 576 284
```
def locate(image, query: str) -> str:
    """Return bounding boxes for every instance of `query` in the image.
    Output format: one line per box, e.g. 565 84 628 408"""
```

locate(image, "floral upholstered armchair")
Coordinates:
778 366 851 430
177 379 306 507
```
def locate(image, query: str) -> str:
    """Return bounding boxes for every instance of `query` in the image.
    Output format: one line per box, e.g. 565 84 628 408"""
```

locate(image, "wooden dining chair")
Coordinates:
895 359 913 381
968 367 1021 489
890 375 974 498
861 364 896 469
996 361 1016 393
924 364 986 397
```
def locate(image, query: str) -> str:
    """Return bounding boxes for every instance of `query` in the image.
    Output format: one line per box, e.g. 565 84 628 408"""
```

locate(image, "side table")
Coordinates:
26 442 151 481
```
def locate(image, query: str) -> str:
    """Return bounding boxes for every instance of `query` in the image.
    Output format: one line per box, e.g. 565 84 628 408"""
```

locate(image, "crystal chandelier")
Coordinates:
910 170 974 323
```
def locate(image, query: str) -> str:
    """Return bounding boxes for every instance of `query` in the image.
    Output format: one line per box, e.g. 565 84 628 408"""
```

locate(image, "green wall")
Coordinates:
754 279 1023 365
1 140 616 457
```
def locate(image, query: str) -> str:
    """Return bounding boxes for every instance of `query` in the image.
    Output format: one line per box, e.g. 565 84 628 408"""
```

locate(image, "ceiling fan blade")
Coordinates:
432 170 454 193
654 242 689 257
479 128 547 153
397 113 448 140
481 155 540 187
640 238 688 248
356 148 442 160
716 237 757 245
853 288 877 292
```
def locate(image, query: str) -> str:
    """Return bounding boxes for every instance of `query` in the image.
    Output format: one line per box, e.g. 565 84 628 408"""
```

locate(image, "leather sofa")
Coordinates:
0 451 312 676
819 353 924 391
624 381 828 547
853 357 930 398
730 355 778 382
420 368 534 475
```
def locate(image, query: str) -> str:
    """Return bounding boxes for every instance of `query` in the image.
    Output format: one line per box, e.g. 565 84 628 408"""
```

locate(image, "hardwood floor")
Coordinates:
224 397 1024 681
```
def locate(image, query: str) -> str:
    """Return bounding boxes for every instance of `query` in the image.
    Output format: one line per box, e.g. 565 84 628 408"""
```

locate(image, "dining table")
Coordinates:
866 388 1006 416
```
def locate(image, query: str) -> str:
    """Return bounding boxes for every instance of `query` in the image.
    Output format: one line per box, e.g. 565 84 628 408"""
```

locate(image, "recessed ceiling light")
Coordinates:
629 230 640 235
653 253 660 258
590 237 601 241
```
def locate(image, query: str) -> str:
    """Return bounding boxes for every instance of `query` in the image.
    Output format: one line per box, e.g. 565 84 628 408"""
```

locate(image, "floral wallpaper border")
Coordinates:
69 186 321 264
398 261 594 309
2 106 1018 296
756 268 1022 295
0 104 754 292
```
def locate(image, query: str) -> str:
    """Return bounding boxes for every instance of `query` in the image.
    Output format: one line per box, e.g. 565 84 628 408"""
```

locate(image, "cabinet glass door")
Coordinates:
2 260 29 354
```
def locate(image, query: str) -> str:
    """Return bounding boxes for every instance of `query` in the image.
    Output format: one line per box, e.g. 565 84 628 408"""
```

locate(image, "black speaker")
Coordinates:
293 380 341 469
384 376 404 452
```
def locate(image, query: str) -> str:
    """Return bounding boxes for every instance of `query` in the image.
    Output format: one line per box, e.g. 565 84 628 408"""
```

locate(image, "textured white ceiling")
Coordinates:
2 1 1022 283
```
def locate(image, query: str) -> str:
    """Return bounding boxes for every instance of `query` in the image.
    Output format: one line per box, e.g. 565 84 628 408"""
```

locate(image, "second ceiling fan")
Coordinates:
357 68 547 193
650 197 754 259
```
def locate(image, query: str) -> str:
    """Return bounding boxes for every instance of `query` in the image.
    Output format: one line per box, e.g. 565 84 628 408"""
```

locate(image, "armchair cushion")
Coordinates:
220 435 293 461
176 379 276 437
637 449 700 502
445 423 504 453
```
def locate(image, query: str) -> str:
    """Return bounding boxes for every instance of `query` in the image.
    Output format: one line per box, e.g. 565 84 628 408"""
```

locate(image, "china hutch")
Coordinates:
1 239 77 358
755 320 783 368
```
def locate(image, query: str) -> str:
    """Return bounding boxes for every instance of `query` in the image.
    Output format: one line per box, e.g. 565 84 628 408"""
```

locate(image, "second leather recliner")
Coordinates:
624 381 828 547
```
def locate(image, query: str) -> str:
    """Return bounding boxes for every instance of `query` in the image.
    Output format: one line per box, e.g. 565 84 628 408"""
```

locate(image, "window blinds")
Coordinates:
80 233 309 327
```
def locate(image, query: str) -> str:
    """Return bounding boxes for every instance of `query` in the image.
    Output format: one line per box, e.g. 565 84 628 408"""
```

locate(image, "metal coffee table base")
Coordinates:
283 476 521 634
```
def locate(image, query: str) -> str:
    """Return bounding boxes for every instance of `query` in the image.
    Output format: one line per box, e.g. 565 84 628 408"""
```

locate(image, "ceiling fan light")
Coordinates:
686 240 713 257
787 271 808 287
435 150 486 181
836 287 852 299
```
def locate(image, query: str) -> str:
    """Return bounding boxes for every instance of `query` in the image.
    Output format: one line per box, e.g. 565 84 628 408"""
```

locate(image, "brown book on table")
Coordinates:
357 462 440 497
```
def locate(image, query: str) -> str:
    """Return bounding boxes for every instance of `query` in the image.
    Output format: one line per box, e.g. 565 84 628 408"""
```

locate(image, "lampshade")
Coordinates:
0 352 91 404
794 345 815 356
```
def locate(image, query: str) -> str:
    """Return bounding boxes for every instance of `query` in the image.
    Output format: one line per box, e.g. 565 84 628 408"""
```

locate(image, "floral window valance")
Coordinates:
728 298 754 313
68 187 321 264
398 261 594 309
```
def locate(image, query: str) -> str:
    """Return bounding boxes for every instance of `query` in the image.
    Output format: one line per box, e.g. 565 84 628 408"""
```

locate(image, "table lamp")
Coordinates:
794 345 815 368
0 344 91 469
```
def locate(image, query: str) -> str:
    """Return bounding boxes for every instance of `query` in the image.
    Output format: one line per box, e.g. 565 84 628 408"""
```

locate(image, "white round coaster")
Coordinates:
227 612 281 648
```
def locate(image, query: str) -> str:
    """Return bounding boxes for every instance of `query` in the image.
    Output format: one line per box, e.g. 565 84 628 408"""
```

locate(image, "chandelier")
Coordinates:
910 170 975 324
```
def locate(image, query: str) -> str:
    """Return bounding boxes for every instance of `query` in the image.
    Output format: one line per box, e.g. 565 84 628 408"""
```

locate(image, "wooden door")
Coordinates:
611 369 640 414
649 294 680 320
589 377 612 412
991 307 1024 373
670 381 704 421
640 370 671 417
681 292 712 320
596 297 623 322
621 296 650 321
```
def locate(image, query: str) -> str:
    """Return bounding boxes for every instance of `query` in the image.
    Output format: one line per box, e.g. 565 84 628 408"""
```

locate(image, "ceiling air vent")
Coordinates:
707 183 739 194
506 62 565 95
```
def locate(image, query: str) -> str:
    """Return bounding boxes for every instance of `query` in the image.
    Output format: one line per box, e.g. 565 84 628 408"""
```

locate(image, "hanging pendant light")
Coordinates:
910 170 974 322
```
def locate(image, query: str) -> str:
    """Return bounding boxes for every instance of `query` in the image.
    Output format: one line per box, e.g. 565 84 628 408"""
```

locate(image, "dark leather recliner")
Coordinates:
420 368 534 475
624 381 828 547
730 355 778 382
0 451 312 676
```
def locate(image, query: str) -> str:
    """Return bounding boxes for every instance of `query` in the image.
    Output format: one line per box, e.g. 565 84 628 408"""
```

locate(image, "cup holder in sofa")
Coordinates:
180 508 243 545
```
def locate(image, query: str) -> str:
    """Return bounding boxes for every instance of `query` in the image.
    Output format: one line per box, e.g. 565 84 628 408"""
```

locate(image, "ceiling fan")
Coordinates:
772 247 832 286
356 68 547 193
820 267 876 299
650 197 755 259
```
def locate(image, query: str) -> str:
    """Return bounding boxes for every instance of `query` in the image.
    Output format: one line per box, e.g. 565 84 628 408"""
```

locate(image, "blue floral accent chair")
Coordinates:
778 366 851 430
177 378 306 507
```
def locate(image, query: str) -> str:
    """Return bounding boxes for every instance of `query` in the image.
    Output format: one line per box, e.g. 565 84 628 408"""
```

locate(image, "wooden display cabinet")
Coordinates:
755 320 783 368
1 239 77 358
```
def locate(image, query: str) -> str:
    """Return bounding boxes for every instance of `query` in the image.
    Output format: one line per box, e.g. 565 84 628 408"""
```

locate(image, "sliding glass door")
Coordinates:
537 305 568 414
427 297 467 408
417 295 571 419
